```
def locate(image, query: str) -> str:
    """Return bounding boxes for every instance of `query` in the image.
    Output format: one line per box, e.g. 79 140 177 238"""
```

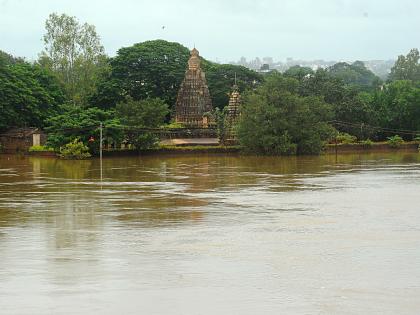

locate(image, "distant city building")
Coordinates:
230 57 394 79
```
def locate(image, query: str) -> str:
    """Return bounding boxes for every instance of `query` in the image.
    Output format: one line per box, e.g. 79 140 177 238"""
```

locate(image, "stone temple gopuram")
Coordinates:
225 81 242 144
174 48 213 127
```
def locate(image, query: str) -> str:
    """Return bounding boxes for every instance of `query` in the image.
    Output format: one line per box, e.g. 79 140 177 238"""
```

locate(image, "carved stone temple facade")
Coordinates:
174 48 213 127
225 83 242 144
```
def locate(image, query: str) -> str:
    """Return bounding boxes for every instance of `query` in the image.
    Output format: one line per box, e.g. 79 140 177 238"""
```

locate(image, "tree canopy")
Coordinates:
327 61 381 91
39 13 107 105
389 48 420 82
237 73 335 155
204 63 262 109
0 59 65 131
91 40 190 109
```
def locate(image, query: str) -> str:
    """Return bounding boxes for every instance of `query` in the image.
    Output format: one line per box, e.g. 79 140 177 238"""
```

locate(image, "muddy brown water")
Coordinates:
1 153 420 314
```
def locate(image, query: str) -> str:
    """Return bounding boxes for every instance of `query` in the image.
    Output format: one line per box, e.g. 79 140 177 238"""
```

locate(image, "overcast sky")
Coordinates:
0 0 418 62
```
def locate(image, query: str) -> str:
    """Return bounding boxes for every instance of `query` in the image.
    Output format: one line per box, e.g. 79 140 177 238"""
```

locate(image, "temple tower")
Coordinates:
225 80 241 143
174 48 213 127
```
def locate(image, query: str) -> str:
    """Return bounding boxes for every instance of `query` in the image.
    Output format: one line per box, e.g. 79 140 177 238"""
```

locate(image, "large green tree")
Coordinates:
370 80 420 138
39 13 107 105
327 61 381 91
237 73 335 155
0 55 65 131
204 63 262 108
295 69 378 139
283 65 314 81
389 48 420 82
45 105 121 152
92 40 190 109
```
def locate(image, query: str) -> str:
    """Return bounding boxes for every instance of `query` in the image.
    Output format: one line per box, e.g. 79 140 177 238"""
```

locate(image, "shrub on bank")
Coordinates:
29 145 55 152
59 138 91 159
387 135 404 148
360 139 373 148
336 132 357 144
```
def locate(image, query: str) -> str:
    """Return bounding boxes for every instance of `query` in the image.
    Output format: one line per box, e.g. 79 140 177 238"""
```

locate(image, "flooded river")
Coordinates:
1 152 420 314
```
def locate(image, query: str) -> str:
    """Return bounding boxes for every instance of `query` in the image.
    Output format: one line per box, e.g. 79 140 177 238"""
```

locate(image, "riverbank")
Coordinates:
5 142 419 158
325 141 419 154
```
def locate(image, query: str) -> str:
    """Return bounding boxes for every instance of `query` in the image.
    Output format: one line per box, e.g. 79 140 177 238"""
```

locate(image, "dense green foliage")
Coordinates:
335 132 357 144
59 138 91 159
237 73 335 155
387 135 404 148
45 105 121 153
0 54 65 131
327 61 381 91
116 97 169 128
116 97 169 150
94 40 190 109
369 80 420 137
204 64 262 108
28 145 54 152
389 49 420 82
284 65 314 80
213 107 229 144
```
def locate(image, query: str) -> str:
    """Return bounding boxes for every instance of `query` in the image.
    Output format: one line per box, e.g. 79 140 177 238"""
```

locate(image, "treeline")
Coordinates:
1 13 420 155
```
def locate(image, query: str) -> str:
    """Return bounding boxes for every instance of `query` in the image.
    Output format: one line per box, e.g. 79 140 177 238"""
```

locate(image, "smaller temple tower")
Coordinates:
174 48 213 127
225 77 241 144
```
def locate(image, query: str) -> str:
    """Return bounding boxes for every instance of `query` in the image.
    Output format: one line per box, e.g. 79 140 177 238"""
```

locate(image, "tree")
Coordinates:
328 61 382 91
213 107 229 144
40 13 107 105
0 50 23 66
45 105 122 153
389 48 420 82
284 65 314 81
204 63 262 109
370 80 420 139
296 68 382 139
0 56 65 131
116 97 169 149
299 68 347 104
237 73 335 155
94 40 190 110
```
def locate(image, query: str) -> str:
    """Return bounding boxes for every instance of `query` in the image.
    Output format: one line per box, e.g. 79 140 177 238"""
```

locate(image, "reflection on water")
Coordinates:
1 152 420 314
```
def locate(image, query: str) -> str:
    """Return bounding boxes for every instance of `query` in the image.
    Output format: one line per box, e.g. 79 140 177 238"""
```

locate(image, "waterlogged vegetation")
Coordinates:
28 145 54 152
1 13 420 157
59 138 91 159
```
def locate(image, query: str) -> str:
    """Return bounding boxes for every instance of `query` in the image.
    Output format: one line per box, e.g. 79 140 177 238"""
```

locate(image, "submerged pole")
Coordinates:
100 122 103 182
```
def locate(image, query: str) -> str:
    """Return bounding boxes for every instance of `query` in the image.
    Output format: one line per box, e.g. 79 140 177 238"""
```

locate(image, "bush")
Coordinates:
360 139 373 148
414 135 420 142
29 145 55 152
164 121 184 129
336 132 357 144
387 135 404 148
133 133 159 150
59 138 91 159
